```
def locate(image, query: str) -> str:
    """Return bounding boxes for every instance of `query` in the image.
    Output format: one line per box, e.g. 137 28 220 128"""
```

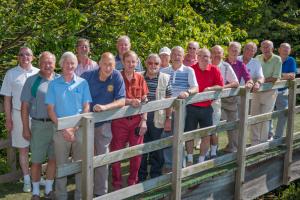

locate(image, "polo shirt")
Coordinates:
45 75 92 118
121 71 149 100
226 59 251 83
279 56 297 91
75 59 99 76
160 64 198 97
190 63 224 107
115 54 143 72
237 56 264 85
0 65 39 110
21 73 60 118
144 72 172 101
256 53 282 79
217 61 238 85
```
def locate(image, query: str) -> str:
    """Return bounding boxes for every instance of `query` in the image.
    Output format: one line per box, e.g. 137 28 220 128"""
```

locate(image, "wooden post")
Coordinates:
234 87 250 200
82 116 94 200
171 99 185 200
283 80 296 184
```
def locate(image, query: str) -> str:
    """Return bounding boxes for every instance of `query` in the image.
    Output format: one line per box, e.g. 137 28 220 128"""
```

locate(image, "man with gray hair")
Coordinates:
0 47 39 193
115 35 143 71
46 52 92 200
21 51 59 199
160 46 198 170
183 41 199 66
269 43 297 139
251 40 282 145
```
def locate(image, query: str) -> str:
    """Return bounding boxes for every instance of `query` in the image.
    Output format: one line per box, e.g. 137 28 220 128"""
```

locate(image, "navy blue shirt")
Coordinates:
81 69 126 126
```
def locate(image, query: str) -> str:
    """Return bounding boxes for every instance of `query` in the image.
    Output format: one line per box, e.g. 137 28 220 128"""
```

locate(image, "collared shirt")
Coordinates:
256 53 282 79
21 73 60 118
183 54 198 67
217 61 238 85
226 59 251 83
75 59 99 76
144 72 172 101
115 54 143 72
237 56 264 85
279 56 297 91
81 69 126 127
0 65 39 110
190 63 224 107
121 71 149 100
160 64 198 97
45 75 92 118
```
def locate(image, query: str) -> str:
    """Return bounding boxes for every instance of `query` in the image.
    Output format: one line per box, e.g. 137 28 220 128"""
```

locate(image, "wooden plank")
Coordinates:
248 109 285 125
295 105 300 114
235 87 250 200
81 116 94 200
57 136 173 178
171 99 185 200
296 88 300 94
95 173 171 200
0 170 22 184
283 80 296 184
245 138 285 156
0 139 10 150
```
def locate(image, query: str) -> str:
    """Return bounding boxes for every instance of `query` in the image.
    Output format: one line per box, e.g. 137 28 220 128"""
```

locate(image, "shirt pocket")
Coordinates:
132 86 142 99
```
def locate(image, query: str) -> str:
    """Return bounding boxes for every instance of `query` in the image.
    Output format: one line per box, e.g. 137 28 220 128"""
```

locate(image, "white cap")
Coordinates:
159 47 171 55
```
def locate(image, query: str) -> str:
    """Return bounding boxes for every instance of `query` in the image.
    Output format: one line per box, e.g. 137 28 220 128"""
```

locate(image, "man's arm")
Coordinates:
178 86 198 99
4 96 13 133
265 77 278 83
82 102 90 113
93 98 125 112
282 73 295 80
205 85 223 91
224 81 239 89
21 102 31 140
47 104 58 124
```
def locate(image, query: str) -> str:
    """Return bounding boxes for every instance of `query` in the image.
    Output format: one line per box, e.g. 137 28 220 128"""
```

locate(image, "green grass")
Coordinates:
1 113 300 199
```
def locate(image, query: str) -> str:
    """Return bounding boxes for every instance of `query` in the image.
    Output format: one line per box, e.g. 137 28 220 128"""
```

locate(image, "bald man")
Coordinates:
81 52 126 196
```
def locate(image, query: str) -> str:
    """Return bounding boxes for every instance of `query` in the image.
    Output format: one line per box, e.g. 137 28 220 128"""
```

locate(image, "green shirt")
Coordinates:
256 53 282 79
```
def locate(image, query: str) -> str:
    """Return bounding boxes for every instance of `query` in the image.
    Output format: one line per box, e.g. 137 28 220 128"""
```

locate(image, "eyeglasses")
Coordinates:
188 47 197 50
19 53 32 57
147 62 160 65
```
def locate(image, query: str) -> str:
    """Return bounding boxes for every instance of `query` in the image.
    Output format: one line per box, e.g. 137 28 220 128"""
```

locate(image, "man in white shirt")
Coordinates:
0 47 39 192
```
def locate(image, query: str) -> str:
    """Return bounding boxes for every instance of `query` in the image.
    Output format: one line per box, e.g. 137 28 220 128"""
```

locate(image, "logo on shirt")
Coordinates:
107 84 114 93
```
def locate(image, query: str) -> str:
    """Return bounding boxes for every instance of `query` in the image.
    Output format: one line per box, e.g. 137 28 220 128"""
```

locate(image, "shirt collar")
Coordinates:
17 65 34 72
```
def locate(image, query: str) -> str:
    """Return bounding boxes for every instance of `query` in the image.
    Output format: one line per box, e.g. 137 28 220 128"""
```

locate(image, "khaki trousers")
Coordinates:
250 90 277 145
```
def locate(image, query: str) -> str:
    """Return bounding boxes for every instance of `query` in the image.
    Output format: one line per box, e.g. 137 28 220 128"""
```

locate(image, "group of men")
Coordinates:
0 35 297 199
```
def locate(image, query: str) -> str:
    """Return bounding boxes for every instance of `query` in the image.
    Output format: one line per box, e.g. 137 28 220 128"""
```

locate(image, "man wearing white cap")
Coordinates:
159 47 171 69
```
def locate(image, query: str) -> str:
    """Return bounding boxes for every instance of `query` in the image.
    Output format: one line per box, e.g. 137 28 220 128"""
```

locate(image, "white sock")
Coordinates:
24 174 31 184
205 149 210 157
45 179 54 194
211 145 218 156
198 156 205 163
187 154 193 163
32 182 40 195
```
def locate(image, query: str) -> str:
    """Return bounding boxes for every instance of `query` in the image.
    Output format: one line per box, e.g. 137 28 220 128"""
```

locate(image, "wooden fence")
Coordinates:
1 79 300 200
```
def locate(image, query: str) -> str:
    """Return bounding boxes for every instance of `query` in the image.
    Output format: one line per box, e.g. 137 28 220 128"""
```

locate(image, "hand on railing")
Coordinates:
62 127 76 142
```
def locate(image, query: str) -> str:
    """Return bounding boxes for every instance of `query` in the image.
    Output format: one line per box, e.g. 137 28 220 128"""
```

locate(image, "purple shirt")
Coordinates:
226 59 251 83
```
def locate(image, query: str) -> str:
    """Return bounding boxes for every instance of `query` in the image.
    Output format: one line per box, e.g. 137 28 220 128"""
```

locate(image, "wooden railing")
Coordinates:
1 79 300 200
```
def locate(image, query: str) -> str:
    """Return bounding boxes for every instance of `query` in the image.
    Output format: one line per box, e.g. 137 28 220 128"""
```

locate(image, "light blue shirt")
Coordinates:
45 75 92 118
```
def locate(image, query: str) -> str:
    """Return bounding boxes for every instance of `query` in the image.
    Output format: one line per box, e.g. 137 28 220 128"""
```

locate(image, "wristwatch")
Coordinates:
186 89 192 96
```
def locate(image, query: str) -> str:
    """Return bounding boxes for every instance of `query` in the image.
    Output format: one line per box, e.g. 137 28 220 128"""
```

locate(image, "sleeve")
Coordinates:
165 78 172 97
255 60 264 79
214 67 224 86
20 78 32 103
272 58 282 78
0 71 12 96
226 64 238 83
82 80 92 104
114 72 126 100
286 57 297 73
45 81 55 105
241 63 251 82
188 68 199 87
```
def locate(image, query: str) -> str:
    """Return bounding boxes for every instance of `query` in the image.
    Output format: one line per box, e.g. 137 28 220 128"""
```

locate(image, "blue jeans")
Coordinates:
269 89 289 139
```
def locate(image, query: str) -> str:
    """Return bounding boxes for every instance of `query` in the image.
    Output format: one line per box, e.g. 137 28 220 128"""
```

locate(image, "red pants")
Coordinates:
111 116 144 189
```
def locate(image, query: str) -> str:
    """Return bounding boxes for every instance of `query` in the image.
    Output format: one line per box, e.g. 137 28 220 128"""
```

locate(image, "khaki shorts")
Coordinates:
11 109 30 148
30 119 55 163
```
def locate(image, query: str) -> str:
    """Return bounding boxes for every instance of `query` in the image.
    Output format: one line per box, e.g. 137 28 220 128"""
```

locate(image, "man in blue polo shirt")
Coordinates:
45 52 92 200
270 43 297 139
81 52 125 197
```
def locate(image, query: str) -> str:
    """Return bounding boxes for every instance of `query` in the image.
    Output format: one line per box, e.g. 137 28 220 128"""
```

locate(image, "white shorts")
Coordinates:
11 109 30 148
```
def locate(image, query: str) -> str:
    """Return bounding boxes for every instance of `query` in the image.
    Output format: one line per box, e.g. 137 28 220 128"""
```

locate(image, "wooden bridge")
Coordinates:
1 79 300 200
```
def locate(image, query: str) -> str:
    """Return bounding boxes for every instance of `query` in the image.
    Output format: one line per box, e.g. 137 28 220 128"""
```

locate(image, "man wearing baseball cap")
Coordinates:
159 47 171 69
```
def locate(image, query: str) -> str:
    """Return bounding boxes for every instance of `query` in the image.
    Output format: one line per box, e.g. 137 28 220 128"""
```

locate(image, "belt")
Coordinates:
32 117 52 122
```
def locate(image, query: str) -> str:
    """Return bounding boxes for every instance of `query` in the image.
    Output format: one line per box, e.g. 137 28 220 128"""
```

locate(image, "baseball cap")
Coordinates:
159 47 171 55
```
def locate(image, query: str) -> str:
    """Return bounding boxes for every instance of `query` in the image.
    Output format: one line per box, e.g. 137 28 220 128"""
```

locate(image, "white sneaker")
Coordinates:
23 182 31 193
